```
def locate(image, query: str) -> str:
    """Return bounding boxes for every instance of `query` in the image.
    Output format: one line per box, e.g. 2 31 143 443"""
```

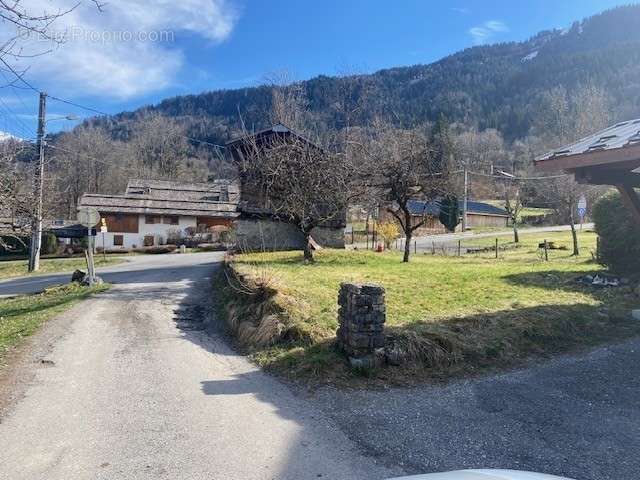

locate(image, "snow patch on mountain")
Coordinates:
0 131 20 142
522 50 538 62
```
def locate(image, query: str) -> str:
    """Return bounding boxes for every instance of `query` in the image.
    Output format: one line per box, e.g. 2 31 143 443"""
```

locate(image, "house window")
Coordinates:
162 215 179 225
145 215 161 224
113 235 124 246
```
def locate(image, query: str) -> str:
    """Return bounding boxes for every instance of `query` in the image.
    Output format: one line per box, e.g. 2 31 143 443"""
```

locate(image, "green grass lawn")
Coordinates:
221 230 640 383
479 199 552 219
0 257 122 281
0 284 109 365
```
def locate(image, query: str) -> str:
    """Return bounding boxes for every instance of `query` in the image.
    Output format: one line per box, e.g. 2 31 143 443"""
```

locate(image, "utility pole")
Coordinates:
28 92 47 272
462 167 469 232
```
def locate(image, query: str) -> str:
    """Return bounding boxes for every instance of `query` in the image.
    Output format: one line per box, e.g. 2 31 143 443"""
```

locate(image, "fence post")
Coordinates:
414 240 417 254
495 238 498 259
351 229 354 245
543 239 549 261
458 240 461 257
432 241 436 255
596 236 600 261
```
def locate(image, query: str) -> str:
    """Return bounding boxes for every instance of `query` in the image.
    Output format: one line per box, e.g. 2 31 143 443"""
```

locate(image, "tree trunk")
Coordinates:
513 221 519 243
403 232 412 262
570 221 579 256
303 231 314 263
402 210 413 262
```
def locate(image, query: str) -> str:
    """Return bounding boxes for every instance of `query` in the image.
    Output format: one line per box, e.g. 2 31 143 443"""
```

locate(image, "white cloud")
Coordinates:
469 20 509 45
4 0 239 99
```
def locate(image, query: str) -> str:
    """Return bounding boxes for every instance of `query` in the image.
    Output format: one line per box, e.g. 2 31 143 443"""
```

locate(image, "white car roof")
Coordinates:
390 469 575 480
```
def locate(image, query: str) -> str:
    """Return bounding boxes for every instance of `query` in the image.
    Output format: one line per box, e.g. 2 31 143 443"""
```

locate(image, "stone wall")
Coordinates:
336 282 386 368
235 218 345 252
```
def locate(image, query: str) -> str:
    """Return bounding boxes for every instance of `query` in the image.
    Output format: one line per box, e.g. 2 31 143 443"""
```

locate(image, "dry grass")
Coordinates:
215 230 640 385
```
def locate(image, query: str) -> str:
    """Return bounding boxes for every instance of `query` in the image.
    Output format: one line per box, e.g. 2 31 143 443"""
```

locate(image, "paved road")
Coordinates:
0 255 206 297
315 337 640 480
0 253 399 480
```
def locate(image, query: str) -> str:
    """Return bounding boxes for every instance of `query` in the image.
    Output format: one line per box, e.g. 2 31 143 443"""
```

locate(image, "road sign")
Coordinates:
577 195 587 211
100 225 108 233
78 207 100 229
577 207 586 218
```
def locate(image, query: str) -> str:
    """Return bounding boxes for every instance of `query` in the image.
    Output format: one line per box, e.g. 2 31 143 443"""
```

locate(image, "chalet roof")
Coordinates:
79 179 241 218
225 123 322 155
125 178 239 202
407 199 509 217
79 194 239 217
536 118 640 165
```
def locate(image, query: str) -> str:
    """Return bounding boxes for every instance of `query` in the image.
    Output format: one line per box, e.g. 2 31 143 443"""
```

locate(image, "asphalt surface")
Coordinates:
314 337 640 480
0 252 399 480
0 254 201 297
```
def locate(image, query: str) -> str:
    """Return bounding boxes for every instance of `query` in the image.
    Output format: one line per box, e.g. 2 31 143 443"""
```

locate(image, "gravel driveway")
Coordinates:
313 339 640 480
0 253 399 480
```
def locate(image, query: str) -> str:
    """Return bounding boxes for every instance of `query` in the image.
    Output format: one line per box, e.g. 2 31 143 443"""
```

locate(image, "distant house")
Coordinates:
380 199 509 234
78 179 239 249
225 124 346 251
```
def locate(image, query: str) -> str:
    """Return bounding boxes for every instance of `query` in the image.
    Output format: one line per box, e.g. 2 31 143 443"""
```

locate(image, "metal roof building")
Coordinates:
535 118 640 223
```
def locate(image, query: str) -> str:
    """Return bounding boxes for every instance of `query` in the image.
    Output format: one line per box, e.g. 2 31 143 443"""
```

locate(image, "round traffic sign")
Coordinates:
78 207 100 227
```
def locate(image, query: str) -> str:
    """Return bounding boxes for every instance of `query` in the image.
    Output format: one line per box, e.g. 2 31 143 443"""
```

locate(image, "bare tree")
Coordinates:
49 125 132 217
234 130 357 262
265 71 314 136
0 139 36 250
363 121 452 262
131 114 191 180
534 83 611 255
0 1 103 84
498 176 526 243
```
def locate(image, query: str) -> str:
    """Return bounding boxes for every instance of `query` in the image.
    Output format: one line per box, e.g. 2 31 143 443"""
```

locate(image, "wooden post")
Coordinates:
495 238 499 259
432 241 435 255
366 230 369 250
596 236 601 262
414 240 417 254
543 239 549 261
458 240 461 257
351 229 354 245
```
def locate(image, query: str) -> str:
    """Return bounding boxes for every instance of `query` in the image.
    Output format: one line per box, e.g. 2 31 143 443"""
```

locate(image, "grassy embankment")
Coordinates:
0 284 109 366
0 257 121 281
217 230 640 383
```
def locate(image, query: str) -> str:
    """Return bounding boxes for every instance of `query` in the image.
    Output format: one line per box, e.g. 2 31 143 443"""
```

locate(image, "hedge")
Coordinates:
592 191 640 275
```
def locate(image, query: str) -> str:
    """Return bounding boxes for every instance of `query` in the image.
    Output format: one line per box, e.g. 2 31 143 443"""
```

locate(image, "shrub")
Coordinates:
377 222 400 249
41 232 59 255
592 191 640 274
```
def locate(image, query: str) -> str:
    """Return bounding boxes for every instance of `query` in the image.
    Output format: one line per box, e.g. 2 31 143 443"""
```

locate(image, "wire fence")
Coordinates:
344 228 588 261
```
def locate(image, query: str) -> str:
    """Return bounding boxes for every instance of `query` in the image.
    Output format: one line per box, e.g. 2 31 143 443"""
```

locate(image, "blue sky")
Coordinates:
0 0 630 138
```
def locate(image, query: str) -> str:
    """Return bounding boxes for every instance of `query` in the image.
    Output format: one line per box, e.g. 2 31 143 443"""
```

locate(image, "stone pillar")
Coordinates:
336 282 386 368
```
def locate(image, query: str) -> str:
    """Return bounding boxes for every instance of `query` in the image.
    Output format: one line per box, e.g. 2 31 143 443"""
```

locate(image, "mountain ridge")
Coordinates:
88 4 640 146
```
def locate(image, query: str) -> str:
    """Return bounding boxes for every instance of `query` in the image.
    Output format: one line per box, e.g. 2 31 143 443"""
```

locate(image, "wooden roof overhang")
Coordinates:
535 144 640 223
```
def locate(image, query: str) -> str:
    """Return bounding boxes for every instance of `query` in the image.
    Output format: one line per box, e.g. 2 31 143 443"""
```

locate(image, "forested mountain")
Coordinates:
90 4 640 146
24 4 638 218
